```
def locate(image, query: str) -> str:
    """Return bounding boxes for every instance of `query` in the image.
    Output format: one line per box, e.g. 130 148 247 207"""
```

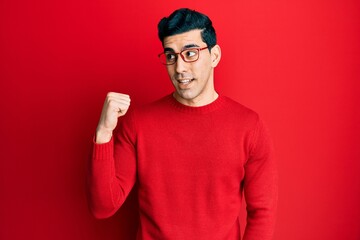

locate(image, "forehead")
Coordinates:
163 29 205 50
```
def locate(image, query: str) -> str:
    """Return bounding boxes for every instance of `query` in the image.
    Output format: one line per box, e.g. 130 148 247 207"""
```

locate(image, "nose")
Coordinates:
175 55 188 73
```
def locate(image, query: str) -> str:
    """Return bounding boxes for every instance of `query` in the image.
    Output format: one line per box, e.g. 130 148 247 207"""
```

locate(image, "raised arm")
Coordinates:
88 92 136 219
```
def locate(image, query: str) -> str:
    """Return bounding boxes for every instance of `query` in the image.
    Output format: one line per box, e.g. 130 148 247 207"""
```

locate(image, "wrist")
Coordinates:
95 127 113 144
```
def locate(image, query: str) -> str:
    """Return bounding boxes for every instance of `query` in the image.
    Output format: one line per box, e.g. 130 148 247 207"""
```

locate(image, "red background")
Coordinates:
1 0 359 239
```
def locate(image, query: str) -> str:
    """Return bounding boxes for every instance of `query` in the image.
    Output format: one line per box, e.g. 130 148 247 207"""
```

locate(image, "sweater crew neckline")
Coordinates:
166 93 226 114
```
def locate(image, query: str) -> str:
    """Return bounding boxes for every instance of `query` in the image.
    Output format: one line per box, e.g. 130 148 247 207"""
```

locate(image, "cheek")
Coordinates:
166 66 175 77
193 61 211 77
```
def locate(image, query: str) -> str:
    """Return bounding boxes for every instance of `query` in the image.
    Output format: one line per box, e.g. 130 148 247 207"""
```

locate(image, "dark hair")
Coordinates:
158 8 217 50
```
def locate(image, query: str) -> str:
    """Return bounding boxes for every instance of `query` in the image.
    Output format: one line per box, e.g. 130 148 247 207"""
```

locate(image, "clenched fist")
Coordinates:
95 92 131 144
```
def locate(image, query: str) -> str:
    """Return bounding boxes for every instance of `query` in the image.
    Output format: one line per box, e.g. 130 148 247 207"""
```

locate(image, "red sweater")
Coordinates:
89 94 278 240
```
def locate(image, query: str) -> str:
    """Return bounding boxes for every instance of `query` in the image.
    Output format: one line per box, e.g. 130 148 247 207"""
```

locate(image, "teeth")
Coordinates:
179 79 192 84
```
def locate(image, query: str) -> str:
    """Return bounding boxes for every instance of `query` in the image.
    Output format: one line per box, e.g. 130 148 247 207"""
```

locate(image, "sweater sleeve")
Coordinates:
87 113 137 219
243 116 278 240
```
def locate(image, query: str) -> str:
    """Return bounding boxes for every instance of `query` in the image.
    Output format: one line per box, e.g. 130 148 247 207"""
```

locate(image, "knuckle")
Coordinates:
108 100 117 107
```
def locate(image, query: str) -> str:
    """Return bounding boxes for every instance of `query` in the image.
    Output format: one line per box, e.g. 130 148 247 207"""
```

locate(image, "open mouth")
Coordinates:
177 79 194 85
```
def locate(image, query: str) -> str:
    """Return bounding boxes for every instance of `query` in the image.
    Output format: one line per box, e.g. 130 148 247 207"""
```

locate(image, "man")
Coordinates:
89 8 278 240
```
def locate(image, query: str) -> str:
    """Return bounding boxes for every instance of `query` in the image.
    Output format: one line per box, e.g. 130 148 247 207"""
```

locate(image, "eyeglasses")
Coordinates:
158 47 208 65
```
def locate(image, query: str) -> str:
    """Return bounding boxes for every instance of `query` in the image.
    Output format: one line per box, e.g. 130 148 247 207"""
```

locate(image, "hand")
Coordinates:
95 92 131 143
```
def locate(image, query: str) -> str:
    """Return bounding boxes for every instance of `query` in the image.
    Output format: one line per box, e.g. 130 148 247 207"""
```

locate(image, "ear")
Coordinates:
210 44 221 67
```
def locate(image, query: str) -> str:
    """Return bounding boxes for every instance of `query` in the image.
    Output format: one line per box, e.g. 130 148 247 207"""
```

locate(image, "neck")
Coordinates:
173 91 219 107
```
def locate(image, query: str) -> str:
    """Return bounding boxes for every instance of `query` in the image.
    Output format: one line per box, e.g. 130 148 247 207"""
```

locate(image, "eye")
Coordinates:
165 53 176 61
185 50 197 58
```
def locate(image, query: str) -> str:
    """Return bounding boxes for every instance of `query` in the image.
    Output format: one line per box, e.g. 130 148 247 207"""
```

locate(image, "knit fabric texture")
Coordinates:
89 94 278 240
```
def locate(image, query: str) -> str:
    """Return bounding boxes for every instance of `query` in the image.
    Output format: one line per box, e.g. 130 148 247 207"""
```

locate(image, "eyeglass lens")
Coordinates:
160 49 199 65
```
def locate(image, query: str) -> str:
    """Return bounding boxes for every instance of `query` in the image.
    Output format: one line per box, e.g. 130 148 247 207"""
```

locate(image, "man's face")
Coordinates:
163 29 220 106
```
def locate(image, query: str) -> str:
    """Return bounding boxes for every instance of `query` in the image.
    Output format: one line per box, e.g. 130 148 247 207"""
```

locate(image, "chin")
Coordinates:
178 92 197 101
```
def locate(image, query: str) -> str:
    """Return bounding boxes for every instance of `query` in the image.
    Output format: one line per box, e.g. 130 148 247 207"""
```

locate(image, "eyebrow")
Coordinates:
163 44 201 52
183 44 200 49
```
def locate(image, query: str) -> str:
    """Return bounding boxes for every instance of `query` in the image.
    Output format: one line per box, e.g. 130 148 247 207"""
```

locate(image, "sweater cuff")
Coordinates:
92 136 114 160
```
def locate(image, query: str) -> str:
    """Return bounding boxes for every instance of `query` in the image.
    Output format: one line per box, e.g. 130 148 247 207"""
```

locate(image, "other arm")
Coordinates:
243 117 278 240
